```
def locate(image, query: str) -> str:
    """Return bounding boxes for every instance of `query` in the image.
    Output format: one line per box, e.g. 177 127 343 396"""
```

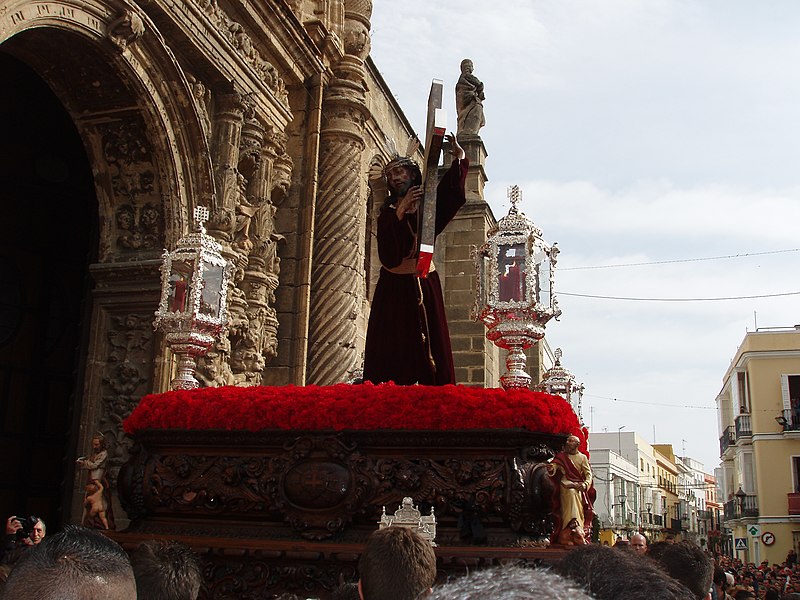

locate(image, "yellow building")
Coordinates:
654 444 682 540
716 327 800 564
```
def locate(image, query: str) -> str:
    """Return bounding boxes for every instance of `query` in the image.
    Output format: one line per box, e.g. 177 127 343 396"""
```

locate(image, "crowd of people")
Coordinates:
0 517 201 600
0 512 797 599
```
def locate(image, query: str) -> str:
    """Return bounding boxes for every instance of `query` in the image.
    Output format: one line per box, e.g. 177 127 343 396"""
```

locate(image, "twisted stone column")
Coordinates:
307 1 372 385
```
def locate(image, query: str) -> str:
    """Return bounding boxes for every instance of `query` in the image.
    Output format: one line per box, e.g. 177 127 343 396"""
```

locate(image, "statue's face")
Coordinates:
386 165 414 197
565 436 580 453
462 60 473 74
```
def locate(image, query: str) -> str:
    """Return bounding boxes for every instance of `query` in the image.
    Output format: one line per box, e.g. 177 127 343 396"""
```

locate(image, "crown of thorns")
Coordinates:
369 136 421 181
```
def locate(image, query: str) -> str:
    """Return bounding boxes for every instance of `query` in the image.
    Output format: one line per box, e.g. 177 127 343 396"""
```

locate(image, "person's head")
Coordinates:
713 566 728 592
427 564 592 600
384 159 421 198
2 525 136 599
29 517 46 545
91 433 106 452
665 534 676 544
631 532 648 555
557 544 696 600
649 540 713 600
733 590 756 600
131 539 202 600
358 526 437 600
564 435 580 454
460 59 474 74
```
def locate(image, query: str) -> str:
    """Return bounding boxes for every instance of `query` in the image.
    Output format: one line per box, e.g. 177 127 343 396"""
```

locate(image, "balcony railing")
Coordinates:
697 509 713 520
735 414 752 439
720 426 735 455
779 409 800 431
789 493 800 515
723 495 759 520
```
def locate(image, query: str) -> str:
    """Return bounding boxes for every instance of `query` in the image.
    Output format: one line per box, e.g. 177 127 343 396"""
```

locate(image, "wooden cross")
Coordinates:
415 79 447 278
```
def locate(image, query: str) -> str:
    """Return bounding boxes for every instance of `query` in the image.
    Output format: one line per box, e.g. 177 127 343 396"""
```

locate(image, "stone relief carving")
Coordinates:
197 94 291 387
187 74 212 139
101 121 164 256
107 9 145 50
100 314 154 486
193 0 288 105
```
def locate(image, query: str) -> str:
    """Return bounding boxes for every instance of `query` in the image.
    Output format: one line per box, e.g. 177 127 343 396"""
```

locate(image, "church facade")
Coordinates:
0 0 437 528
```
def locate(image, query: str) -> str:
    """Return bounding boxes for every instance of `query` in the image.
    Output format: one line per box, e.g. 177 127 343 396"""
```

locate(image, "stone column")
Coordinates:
307 1 372 385
208 92 245 242
438 134 500 386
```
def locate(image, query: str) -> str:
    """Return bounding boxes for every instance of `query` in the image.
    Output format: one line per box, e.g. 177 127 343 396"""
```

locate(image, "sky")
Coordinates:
369 0 800 471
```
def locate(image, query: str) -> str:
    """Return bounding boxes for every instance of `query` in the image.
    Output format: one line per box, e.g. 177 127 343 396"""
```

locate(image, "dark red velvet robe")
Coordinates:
363 158 469 385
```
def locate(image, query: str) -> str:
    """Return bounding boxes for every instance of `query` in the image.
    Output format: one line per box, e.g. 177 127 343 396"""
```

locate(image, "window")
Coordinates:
793 456 800 493
737 372 750 413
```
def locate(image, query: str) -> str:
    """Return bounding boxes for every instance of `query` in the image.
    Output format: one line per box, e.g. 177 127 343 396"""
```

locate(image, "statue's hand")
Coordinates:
395 186 423 220
446 132 465 160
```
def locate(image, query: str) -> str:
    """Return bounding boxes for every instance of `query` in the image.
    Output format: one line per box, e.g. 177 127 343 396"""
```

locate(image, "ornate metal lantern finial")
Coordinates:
508 184 521 214
536 348 585 423
471 185 562 390
154 205 233 390
194 205 209 233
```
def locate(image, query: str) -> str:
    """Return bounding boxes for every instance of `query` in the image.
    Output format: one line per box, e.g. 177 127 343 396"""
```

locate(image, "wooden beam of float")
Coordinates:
416 79 446 278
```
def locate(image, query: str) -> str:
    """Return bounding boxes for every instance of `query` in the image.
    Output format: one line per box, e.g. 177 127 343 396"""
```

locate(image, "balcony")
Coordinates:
719 426 735 455
789 493 800 515
653 513 663 526
697 509 712 520
735 414 752 439
778 409 800 431
723 495 759 520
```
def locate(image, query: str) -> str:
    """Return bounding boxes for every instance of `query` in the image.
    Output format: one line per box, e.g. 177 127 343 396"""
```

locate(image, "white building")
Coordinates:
590 431 664 539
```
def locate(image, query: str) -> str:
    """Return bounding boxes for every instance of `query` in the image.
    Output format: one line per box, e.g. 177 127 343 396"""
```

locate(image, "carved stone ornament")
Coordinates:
107 9 146 50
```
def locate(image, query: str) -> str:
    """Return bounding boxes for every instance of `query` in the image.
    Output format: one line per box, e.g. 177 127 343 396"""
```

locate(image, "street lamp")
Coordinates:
472 185 561 390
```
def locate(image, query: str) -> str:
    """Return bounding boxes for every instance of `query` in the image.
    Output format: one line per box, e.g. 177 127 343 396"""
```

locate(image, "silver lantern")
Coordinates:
154 206 233 390
472 185 561 390
537 348 584 423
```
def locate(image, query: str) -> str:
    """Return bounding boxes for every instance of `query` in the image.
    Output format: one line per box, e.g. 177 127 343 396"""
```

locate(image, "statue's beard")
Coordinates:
391 180 413 198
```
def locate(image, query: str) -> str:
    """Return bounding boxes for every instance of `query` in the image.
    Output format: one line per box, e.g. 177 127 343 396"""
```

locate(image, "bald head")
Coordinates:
631 533 647 554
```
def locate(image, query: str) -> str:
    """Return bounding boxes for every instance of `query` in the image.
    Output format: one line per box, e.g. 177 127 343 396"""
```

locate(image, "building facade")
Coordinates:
0 0 509 530
716 327 800 564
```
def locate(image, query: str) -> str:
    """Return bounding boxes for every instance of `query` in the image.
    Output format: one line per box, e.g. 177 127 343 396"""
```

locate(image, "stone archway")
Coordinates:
0 1 216 525
0 50 97 530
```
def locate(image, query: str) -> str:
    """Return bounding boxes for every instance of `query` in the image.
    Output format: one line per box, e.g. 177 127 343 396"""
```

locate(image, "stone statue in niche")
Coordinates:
455 58 485 136
187 74 212 138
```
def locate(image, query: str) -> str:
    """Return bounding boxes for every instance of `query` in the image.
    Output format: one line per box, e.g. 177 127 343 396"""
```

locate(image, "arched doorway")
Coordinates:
0 50 97 530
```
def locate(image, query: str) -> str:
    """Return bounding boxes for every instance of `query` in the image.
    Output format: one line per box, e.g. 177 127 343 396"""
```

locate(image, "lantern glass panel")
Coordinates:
200 262 224 317
498 243 526 303
168 259 193 313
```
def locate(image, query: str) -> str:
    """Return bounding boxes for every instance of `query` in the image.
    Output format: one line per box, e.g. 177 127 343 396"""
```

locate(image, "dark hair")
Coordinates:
131 539 202 600
2 525 134 600
714 566 728 589
427 564 592 600
557 544 696 600
358 526 437 600
733 590 756 600
650 541 714 599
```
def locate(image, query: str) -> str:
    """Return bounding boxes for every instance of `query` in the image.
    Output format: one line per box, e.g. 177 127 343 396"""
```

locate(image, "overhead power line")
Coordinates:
560 248 800 271
583 394 716 410
557 290 800 302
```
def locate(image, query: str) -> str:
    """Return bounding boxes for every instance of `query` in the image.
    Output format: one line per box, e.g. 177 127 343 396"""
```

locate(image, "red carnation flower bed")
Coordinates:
124 382 582 441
